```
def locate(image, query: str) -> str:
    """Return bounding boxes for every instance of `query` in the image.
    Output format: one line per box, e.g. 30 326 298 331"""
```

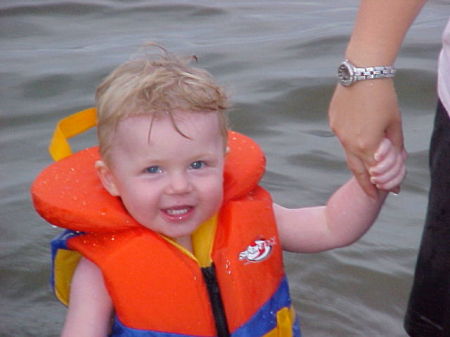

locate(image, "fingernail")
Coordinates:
391 186 401 195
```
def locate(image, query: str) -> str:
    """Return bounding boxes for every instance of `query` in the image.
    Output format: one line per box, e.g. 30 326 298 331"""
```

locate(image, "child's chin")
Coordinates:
163 222 198 238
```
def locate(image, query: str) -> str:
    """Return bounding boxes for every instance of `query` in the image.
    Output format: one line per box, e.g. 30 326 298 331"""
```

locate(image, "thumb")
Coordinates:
347 152 378 198
385 118 404 153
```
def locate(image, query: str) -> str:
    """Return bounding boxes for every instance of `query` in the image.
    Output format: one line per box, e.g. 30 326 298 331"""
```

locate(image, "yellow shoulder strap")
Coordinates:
49 107 97 161
47 107 96 305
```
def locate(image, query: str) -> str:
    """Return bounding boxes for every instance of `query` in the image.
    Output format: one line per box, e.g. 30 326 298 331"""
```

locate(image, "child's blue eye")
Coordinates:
146 166 162 174
190 161 205 170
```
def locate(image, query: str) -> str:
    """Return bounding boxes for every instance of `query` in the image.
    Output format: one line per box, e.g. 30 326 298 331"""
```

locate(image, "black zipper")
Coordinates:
201 264 230 337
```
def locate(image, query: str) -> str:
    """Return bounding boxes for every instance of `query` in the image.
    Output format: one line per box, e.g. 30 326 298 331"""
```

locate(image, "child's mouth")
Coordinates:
162 206 193 221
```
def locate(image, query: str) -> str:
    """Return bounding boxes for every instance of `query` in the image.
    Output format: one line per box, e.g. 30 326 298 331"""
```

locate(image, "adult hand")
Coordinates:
328 78 404 197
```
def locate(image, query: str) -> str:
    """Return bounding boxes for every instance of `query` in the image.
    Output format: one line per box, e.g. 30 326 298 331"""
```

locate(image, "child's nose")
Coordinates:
166 172 193 194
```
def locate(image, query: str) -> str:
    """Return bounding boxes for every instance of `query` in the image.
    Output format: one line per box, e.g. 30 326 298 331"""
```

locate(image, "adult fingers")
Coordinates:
346 152 378 198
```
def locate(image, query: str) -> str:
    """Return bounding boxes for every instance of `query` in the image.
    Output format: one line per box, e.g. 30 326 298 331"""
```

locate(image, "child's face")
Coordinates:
96 111 225 246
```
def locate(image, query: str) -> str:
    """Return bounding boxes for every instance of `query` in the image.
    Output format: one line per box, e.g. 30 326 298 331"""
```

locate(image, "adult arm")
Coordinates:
60 257 113 337
329 0 427 197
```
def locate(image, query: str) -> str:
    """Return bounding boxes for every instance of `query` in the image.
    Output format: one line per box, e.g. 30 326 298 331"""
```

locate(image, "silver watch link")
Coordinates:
337 59 396 87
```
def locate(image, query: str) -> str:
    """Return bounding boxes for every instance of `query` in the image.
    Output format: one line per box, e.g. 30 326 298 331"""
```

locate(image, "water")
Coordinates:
1 1 448 336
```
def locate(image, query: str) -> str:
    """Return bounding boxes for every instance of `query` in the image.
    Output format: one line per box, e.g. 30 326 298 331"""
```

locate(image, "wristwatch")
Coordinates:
337 59 396 87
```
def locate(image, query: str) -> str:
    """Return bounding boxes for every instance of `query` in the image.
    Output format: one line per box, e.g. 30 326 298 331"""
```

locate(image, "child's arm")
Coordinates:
275 138 406 253
60 257 113 337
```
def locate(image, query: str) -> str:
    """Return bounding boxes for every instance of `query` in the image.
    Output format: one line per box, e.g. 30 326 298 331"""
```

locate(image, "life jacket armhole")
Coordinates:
51 230 84 306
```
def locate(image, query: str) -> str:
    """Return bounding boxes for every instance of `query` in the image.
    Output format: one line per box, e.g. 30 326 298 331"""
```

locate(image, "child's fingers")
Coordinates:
373 138 392 162
371 152 403 183
370 153 406 190
375 163 406 191
371 142 408 176
370 148 396 175
370 139 408 192
402 149 408 161
371 141 397 175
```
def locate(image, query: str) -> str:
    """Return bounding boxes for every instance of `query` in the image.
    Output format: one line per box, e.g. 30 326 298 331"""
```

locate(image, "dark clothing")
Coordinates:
405 100 450 336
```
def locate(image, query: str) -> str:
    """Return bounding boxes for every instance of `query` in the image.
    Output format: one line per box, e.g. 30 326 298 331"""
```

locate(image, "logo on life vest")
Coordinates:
239 238 275 263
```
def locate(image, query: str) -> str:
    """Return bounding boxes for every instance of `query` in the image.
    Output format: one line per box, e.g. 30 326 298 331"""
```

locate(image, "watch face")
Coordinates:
337 61 353 86
338 64 350 80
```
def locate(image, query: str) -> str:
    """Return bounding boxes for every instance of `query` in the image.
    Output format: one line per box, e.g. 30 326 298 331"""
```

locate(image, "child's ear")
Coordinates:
95 160 120 196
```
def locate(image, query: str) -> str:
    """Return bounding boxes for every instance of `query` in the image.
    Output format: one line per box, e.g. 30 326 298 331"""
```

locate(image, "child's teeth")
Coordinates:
167 208 188 215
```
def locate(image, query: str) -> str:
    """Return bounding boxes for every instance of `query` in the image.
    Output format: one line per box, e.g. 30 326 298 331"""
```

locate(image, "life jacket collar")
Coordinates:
31 129 266 233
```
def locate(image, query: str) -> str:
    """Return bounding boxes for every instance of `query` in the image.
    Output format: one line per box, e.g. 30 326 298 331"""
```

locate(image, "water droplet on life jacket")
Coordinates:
224 259 232 275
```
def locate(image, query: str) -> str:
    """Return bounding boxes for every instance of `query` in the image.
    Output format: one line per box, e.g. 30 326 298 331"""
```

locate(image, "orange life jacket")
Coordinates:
31 118 301 337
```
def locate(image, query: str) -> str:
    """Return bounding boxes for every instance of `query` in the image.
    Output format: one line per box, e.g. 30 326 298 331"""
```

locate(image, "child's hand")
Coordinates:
369 138 407 193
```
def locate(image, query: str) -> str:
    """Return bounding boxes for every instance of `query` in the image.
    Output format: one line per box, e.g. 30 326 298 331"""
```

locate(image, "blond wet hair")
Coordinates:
95 44 229 162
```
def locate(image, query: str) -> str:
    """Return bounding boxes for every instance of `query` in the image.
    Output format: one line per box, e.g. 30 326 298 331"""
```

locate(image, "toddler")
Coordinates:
32 46 406 337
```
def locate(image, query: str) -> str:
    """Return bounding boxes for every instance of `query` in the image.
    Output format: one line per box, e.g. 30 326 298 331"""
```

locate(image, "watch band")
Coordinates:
338 59 396 86
353 64 396 80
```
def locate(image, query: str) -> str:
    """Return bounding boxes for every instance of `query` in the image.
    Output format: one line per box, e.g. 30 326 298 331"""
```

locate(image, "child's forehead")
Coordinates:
108 112 225 160
109 112 222 150
115 110 221 135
